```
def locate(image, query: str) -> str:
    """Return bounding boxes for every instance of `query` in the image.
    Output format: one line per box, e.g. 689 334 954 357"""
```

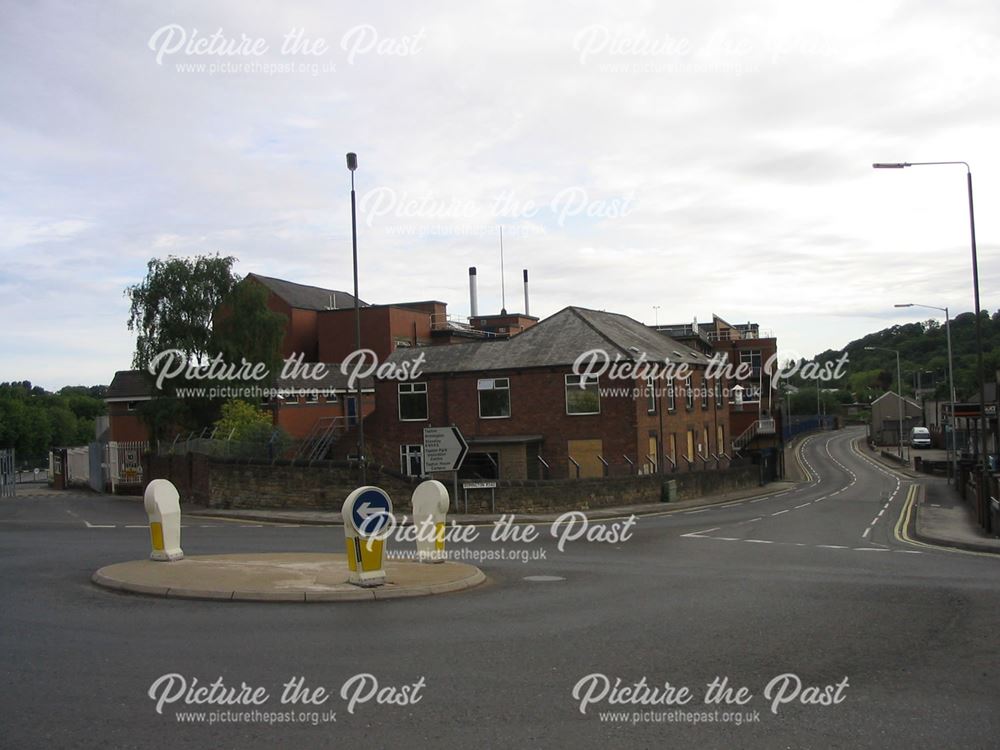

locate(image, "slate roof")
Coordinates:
247 273 367 311
383 306 709 375
106 370 153 400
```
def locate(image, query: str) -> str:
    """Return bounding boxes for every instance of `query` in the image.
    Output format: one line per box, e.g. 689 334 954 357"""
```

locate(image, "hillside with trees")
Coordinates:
785 310 999 404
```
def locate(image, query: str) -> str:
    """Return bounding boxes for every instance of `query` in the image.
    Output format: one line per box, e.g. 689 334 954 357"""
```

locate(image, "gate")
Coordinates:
106 441 149 492
0 449 15 498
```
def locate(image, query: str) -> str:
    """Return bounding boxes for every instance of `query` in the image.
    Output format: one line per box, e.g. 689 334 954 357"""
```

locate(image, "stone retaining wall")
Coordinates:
144 453 763 513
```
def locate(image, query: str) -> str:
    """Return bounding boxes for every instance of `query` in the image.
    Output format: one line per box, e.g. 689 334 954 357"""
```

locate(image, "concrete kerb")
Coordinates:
91 553 487 603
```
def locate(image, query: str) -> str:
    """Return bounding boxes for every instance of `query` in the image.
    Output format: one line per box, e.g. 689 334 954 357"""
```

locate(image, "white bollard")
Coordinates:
411 480 449 563
144 479 183 561
342 486 393 587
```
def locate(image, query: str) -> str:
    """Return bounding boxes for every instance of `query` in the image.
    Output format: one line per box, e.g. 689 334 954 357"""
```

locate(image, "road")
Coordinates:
2 426 999 748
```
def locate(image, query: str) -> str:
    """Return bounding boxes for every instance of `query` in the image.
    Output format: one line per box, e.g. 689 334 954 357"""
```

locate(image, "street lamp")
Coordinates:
347 152 366 483
653 305 660 327
866 346 904 459
895 303 958 482
874 161 989 522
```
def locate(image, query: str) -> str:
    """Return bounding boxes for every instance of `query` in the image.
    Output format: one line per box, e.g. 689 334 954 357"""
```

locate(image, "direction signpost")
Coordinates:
423 427 469 513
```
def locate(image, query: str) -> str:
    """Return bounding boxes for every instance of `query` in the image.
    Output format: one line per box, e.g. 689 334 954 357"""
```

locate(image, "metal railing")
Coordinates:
733 418 777 453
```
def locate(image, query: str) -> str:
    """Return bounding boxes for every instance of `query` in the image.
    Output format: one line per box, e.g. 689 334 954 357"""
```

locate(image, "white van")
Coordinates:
910 426 931 449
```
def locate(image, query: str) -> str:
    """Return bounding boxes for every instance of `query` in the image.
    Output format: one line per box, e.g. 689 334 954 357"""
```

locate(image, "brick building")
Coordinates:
367 306 732 481
656 314 780 456
105 370 154 442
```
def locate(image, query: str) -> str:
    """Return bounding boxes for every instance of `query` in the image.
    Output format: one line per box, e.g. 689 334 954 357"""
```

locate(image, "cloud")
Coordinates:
0 0 998 389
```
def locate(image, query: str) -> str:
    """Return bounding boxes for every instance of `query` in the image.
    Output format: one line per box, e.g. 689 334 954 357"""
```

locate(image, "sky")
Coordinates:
2 0 999 390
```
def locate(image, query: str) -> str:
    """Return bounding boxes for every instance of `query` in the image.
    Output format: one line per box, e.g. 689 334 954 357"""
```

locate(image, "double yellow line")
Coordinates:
893 484 998 558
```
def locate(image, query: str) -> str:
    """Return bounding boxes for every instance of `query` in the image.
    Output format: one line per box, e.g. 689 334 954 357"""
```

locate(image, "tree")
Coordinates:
126 254 238 372
211 280 287 388
213 399 274 441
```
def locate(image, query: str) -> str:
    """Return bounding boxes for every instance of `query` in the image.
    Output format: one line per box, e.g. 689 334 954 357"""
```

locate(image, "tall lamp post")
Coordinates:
347 152 366 483
894 303 957 482
874 161 989 522
866 346 904 459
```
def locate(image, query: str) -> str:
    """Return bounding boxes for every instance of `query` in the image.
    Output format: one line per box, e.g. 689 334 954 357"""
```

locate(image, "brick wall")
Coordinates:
367 367 733 480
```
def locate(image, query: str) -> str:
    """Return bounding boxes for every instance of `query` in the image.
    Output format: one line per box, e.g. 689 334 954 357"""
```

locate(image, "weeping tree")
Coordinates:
125 255 286 437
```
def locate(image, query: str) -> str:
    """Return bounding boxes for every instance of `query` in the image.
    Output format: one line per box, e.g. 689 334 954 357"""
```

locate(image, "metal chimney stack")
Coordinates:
469 266 479 318
522 269 529 316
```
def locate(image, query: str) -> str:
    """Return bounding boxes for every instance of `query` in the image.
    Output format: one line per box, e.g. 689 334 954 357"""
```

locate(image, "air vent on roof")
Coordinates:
673 350 682 357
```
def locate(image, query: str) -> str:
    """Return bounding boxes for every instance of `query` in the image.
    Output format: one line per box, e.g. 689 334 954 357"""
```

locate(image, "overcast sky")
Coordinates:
2 0 999 389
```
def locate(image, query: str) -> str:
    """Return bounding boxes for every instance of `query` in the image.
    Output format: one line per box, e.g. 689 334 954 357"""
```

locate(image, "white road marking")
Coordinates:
85 521 115 528
795 503 810 509
771 509 789 516
745 539 772 544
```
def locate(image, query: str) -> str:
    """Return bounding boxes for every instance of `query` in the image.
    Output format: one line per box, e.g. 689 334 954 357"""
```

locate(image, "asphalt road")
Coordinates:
3 426 999 749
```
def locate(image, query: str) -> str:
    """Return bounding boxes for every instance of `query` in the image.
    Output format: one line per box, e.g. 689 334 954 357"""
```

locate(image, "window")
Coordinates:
717 425 725 456
714 379 721 409
400 444 423 477
646 377 656 414
686 429 695 462
126 401 138 411
305 389 319 404
700 377 708 409
283 390 299 404
398 382 428 421
478 378 511 418
685 376 694 410
667 383 676 411
565 374 600 415
740 350 762 377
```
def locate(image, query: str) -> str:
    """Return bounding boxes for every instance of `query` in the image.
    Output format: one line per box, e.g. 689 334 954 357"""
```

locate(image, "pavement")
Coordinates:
93 553 486 602
858 439 1000 554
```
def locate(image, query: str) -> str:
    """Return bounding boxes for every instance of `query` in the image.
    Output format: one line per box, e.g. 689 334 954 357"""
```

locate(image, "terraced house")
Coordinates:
367 306 733 481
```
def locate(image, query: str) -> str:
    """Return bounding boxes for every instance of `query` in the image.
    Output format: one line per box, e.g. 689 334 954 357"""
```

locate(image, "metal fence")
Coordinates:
0 449 14 497
160 421 346 465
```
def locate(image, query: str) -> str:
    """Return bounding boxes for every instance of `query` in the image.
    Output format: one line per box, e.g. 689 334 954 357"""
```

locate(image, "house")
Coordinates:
366 306 732 481
105 370 154 442
870 391 922 445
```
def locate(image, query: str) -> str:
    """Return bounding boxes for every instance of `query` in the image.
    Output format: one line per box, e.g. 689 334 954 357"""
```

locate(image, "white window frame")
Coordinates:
398 382 428 421
685 376 694 410
646 376 656 414
400 444 424 476
477 377 511 419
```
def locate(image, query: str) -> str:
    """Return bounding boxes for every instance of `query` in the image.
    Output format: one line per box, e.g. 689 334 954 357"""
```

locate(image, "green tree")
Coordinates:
211 280 287 388
213 399 274 441
126 254 238 372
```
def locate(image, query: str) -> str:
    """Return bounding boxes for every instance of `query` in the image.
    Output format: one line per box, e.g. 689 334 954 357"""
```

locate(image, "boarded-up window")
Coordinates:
567 439 604 478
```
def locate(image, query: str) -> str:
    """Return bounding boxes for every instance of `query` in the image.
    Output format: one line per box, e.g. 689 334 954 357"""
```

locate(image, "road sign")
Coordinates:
462 481 497 489
349 487 393 536
423 426 469 473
